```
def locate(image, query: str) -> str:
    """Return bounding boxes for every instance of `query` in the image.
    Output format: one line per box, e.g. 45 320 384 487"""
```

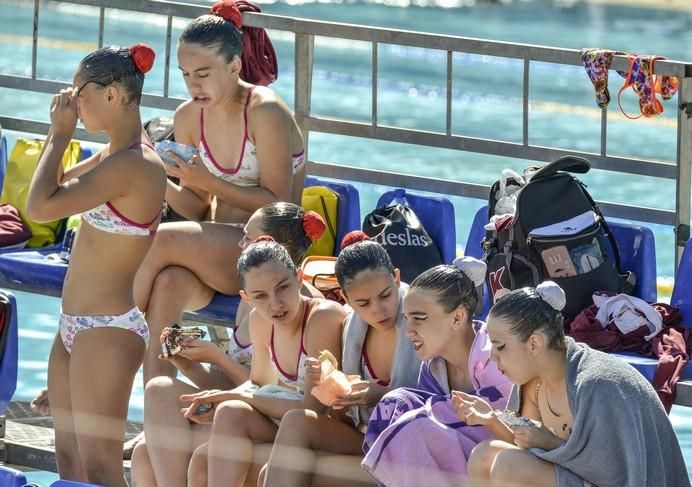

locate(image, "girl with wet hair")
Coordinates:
131 207 326 482
457 282 689 487
359 257 511 486
132 0 305 386
139 238 346 487
26 43 166 486
262 240 421 487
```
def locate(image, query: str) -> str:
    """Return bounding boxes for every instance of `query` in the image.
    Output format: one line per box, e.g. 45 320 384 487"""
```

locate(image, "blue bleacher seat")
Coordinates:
0 465 27 486
376 188 456 264
305 176 360 254
0 132 8 192
0 290 19 415
671 239 692 326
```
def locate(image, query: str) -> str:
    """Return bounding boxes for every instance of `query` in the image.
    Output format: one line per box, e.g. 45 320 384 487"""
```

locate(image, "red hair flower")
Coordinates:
340 230 370 251
251 235 275 245
302 211 326 242
210 0 242 29
130 43 155 74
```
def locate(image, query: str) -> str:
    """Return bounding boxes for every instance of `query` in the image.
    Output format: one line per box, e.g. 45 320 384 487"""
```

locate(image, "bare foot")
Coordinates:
123 430 145 460
30 388 50 415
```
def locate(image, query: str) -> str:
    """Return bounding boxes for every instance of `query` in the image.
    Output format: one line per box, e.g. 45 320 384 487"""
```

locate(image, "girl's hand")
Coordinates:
50 88 78 138
512 422 565 451
176 338 223 364
179 389 238 424
330 380 378 409
451 391 495 426
304 357 322 387
164 153 212 189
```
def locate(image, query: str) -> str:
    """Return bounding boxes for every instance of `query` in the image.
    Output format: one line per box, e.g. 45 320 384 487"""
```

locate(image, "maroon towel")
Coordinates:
0 203 31 248
569 301 691 413
237 1 278 86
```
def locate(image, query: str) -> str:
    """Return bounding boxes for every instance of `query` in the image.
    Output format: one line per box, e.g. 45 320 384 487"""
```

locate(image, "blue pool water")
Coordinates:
1 0 692 481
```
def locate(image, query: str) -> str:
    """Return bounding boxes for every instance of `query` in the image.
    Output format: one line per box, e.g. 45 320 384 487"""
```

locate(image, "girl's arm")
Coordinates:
173 338 250 389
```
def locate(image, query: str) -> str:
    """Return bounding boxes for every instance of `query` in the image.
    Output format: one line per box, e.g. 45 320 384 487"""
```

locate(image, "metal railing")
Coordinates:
1 0 691 261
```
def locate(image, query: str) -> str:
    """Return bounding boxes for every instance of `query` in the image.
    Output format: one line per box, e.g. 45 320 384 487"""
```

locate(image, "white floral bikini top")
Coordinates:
81 142 162 237
227 327 253 369
197 87 305 187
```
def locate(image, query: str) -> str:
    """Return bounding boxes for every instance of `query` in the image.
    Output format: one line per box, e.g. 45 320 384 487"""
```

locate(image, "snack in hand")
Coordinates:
495 410 537 428
161 324 206 358
155 140 197 167
310 350 359 406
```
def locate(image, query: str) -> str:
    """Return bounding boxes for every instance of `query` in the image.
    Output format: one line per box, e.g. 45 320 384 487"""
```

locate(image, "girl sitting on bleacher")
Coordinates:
360 257 511 486
139 238 345 487
132 0 305 386
25 44 166 486
262 239 421 487
129 202 325 479
458 282 689 487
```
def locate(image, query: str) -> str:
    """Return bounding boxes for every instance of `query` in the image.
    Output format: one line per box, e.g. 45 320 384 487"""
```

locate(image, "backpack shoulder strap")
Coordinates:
529 156 591 182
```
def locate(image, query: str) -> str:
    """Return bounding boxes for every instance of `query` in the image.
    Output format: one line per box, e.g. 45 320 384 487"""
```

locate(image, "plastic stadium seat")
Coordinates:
0 290 18 415
0 465 26 486
305 176 361 254
376 188 456 265
671 239 692 328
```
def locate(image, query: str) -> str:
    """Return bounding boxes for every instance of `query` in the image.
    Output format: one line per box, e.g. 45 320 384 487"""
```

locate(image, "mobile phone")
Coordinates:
155 140 197 167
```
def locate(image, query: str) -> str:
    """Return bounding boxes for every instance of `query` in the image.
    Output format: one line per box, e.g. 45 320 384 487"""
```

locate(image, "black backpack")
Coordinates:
482 156 634 320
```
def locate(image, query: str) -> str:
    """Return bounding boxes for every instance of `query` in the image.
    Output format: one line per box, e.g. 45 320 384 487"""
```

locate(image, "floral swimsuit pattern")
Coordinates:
59 307 149 353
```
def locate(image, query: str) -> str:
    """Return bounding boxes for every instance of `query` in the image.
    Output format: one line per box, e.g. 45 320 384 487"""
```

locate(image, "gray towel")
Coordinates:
507 338 690 487
342 283 421 429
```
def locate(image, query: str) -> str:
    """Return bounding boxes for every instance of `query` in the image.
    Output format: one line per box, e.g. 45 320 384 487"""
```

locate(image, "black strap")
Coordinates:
319 195 337 240
529 156 591 181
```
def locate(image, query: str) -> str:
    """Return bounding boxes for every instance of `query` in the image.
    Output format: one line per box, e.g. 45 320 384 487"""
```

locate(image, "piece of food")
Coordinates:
310 350 358 406
160 324 206 358
495 410 537 428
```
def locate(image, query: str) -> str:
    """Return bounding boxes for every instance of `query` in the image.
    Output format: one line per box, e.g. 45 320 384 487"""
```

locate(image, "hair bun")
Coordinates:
302 211 326 242
340 230 370 251
210 0 242 29
251 235 275 245
536 281 566 312
452 256 487 287
130 43 155 74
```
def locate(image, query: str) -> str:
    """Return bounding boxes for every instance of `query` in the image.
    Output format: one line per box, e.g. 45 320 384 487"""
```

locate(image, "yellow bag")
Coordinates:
0 138 81 247
302 185 338 257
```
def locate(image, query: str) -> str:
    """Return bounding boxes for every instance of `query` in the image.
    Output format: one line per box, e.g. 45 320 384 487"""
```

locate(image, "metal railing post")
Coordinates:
294 33 314 161
675 74 692 268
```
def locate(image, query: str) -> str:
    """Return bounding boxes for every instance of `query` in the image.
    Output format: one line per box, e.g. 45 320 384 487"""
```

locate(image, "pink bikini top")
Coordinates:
81 142 162 237
361 342 390 387
197 87 305 188
268 298 313 393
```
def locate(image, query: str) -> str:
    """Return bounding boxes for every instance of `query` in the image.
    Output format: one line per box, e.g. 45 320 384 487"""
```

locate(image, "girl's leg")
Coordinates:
69 327 145 486
187 443 208 487
47 334 87 481
143 376 211 487
206 400 278 487
264 409 364 487
468 440 517 486
141 266 215 382
134 221 244 312
489 449 557 487
130 440 157 487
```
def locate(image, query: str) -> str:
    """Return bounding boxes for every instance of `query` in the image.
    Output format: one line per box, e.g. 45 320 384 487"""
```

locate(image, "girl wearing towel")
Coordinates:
458 282 690 487
139 238 345 487
262 240 421 486
361 257 512 486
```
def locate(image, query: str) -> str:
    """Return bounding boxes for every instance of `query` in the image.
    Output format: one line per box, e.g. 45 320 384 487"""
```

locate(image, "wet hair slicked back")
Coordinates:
237 240 297 288
335 240 394 292
256 202 311 265
489 287 566 350
78 46 146 105
409 264 478 316
180 14 242 63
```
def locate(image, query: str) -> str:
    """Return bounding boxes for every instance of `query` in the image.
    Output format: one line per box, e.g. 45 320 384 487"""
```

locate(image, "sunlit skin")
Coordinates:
178 41 242 109
342 268 401 332
486 314 541 387
238 212 264 250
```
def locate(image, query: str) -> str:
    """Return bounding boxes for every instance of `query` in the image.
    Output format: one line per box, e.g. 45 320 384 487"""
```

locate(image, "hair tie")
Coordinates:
251 235 275 245
130 43 155 74
452 256 486 288
340 230 370 251
302 211 326 242
210 0 242 29
536 281 566 312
